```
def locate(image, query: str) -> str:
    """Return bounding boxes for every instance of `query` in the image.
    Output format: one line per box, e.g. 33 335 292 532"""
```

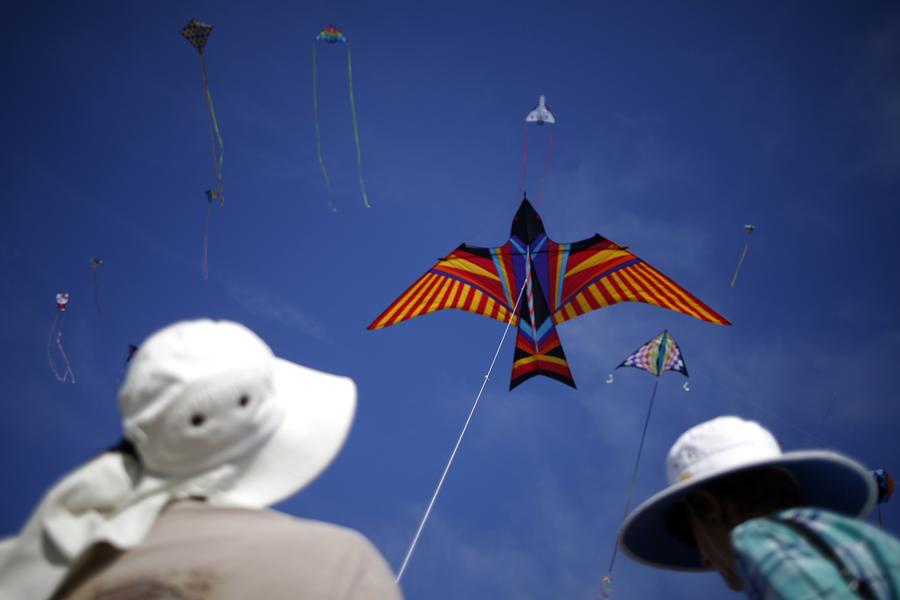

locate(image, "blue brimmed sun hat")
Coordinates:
618 415 877 571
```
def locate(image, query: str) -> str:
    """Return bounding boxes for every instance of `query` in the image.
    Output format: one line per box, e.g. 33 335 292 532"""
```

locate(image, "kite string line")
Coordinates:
47 311 62 381
730 240 750 288
91 268 102 317
605 378 659 577
200 56 224 203
346 45 370 208
536 126 554 207
56 315 75 384
312 42 336 212
395 278 529 585
519 122 529 198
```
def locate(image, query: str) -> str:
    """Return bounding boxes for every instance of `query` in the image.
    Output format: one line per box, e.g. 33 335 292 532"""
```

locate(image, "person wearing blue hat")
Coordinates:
618 416 900 598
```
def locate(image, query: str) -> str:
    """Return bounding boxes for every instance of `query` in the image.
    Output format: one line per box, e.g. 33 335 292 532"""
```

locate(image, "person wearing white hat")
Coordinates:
0 320 403 600
619 415 900 598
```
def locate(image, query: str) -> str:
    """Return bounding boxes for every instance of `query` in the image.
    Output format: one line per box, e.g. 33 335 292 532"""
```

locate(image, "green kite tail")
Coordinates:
312 43 336 212
346 46 370 208
200 57 224 205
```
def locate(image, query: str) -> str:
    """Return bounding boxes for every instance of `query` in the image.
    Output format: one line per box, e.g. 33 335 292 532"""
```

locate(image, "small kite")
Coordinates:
312 24 370 210
89 258 103 317
370 199 729 390
126 344 139 363
180 19 224 205
48 293 75 383
730 224 755 288
874 468 894 528
520 95 556 205
601 331 690 593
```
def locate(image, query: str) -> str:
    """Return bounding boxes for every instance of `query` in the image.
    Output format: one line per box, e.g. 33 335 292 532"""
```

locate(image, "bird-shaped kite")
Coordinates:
369 199 729 389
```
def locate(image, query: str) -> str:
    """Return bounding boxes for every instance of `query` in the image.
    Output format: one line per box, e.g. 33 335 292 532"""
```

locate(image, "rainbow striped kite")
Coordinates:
369 199 729 389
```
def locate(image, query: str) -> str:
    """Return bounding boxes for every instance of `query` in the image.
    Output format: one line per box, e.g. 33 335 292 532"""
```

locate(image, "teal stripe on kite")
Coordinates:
491 248 515 308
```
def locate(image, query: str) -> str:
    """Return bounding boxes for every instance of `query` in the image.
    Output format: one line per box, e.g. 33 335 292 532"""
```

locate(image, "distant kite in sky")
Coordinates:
520 95 556 205
601 331 690 596
730 224 755 288
370 199 729 390
89 258 103 317
180 19 224 205
312 24 370 211
48 293 75 384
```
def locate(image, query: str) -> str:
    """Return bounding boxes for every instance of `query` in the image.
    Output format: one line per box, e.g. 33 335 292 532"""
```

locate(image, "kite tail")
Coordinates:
346 46 370 208
731 241 750 288
203 196 212 280
536 127 554 207
200 56 224 205
394 280 528 584
519 121 529 198
604 379 659 578
47 312 75 384
312 43 336 212
91 269 102 318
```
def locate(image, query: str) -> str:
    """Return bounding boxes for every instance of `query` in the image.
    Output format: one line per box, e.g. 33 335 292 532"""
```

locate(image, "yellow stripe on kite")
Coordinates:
440 256 501 282
565 248 631 278
513 354 569 368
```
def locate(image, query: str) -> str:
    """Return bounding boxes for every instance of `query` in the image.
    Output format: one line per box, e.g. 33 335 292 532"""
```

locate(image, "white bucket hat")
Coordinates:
618 415 877 571
0 319 356 599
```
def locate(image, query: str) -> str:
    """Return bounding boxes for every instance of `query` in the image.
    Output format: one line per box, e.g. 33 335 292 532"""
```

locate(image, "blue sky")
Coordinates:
2 1 899 598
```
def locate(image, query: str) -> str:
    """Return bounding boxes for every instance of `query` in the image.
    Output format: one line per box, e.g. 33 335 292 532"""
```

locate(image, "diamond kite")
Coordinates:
180 19 224 205
369 199 729 389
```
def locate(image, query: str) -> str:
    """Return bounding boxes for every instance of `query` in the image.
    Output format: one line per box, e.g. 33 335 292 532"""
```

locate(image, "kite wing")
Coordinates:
547 235 730 326
180 19 213 54
369 242 521 330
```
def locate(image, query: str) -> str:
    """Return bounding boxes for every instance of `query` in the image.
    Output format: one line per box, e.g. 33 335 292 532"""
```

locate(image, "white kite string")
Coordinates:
395 278 528 584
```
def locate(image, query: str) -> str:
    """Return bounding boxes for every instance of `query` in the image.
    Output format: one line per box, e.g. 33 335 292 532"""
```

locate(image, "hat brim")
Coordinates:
217 358 356 508
618 450 877 571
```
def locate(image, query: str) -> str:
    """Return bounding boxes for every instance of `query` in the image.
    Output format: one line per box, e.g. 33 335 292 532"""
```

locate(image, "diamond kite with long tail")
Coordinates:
180 19 224 205
369 198 729 389
312 24 370 210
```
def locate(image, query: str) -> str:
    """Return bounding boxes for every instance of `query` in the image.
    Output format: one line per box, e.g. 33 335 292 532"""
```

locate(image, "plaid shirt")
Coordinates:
732 508 900 599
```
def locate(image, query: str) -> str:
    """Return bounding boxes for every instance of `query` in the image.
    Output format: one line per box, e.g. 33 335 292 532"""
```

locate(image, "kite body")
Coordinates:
525 95 556 125
369 199 729 389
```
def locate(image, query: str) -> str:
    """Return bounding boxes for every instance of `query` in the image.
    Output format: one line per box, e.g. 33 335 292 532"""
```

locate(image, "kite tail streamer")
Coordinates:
519 122 529 198
536 127 554 207
395 279 529 584
602 379 659 590
312 43 336 212
346 46 370 208
203 196 212 280
200 56 224 204
47 313 75 384
731 241 750 288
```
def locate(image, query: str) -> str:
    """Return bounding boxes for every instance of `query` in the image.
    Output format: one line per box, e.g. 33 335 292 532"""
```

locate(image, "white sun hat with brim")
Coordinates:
118 319 357 507
618 415 877 571
0 319 356 600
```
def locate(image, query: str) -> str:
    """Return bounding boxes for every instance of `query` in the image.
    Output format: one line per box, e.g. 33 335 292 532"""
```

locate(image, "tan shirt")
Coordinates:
56 500 403 600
